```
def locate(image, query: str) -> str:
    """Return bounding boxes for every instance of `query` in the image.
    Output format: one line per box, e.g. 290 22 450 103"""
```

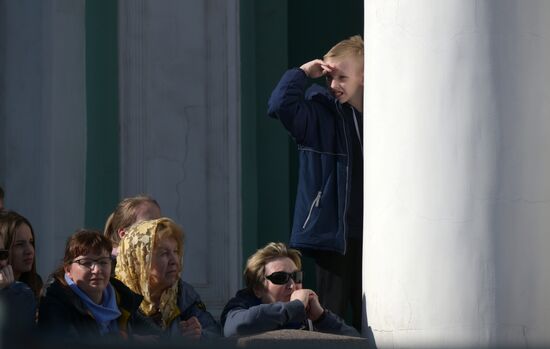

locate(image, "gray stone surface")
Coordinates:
237 329 367 348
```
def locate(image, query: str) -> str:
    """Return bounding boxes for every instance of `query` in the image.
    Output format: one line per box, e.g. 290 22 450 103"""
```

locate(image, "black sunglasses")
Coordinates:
265 271 303 285
0 249 9 261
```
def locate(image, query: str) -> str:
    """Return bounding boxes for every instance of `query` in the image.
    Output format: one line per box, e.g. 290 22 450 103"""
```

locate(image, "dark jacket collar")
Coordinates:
110 277 143 314
43 276 90 316
220 288 260 327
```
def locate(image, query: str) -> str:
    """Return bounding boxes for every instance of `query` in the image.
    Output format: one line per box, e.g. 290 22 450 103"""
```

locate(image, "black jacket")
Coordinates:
38 276 142 340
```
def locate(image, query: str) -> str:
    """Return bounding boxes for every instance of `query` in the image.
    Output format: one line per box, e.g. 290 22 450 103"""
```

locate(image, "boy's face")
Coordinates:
324 55 364 109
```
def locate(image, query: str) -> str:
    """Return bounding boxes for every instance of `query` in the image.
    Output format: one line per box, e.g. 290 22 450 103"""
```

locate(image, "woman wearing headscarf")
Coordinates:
115 217 220 339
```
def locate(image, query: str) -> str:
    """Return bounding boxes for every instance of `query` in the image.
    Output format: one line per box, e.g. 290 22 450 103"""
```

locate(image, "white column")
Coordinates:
363 1 550 347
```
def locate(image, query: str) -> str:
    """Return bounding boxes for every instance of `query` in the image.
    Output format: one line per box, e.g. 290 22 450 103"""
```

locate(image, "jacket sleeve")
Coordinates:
267 68 329 145
37 292 81 339
0 282 36 334
178 281 221 338
313 309 361 337
223 300 306 337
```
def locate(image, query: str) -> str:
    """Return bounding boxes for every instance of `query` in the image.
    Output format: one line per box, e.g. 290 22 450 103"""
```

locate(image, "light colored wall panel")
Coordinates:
119 0 241 316
0 0 87 279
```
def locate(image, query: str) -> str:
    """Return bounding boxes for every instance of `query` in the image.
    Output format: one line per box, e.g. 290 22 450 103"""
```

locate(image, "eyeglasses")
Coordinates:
0 249 8 261
265 271 303 285
72 257 112 270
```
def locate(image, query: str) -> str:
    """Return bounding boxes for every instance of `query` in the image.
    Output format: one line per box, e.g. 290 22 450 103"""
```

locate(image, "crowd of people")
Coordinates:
0 33 365 345
0 191 360 345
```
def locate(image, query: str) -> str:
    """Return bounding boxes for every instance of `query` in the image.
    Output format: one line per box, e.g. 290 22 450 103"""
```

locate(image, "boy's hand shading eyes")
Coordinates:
300 59 330 79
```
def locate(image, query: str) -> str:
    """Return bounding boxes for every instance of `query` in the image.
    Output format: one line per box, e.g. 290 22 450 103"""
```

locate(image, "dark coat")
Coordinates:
0 281 36 346
132 279 221 338
268 68 362 255
220 288 360 337
38 276 142 340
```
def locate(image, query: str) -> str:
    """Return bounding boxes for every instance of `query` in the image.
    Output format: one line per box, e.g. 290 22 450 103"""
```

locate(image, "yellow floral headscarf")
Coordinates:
115 217 185 329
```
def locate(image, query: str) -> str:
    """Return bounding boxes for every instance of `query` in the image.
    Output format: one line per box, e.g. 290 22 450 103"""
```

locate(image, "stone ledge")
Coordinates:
237 329 367 348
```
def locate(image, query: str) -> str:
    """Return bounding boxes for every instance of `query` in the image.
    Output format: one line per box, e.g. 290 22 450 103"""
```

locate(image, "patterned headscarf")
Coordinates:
115 217 185 329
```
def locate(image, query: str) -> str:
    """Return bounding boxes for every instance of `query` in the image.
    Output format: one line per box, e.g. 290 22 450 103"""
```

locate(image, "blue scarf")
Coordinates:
65 274 121 335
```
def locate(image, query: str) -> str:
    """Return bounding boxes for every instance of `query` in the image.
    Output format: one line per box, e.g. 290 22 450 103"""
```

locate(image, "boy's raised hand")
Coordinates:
300 59 333 79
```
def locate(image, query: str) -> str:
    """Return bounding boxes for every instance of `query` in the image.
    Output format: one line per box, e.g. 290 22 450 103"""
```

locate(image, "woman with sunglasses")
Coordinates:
38 230 143 340
115 217 220 340
220 242 359 337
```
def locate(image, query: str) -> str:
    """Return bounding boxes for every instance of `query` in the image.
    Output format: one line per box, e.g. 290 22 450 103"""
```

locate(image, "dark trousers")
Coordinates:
315 239 363 332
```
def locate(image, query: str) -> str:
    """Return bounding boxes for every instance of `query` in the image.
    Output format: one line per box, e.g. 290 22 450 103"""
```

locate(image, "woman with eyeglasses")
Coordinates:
0 210 43 299
38 230 143 340
115 217 220 340
220 242 359 337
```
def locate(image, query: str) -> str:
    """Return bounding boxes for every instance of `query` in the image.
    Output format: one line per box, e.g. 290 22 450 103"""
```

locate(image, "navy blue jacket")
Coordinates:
268 68 362 255
0 281 36 341
220 288 360 337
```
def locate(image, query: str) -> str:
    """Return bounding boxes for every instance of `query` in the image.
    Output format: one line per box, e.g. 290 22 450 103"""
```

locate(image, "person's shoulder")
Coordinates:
178 279 198 295
1 281 34 300
306 83 332 99
177 279 205 306
224 288 260 311
234 288 258 302
110 276 138 297
110 277 143 312
305 84 338 113
41 275 67 297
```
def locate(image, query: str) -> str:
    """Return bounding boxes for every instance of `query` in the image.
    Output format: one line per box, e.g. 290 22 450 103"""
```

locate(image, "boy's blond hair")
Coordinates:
324 35 364 60
244 242 302 291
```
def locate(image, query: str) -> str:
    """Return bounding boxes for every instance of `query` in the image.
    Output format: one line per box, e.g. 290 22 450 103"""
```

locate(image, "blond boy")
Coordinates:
267 35 364 331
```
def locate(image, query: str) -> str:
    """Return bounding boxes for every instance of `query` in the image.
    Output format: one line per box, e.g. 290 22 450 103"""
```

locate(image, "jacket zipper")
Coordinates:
302 191 322 229
336 102 350 255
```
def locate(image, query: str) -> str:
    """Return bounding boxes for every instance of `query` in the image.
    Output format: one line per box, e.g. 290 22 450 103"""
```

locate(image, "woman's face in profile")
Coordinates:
10 223 34 277
149 236 180 292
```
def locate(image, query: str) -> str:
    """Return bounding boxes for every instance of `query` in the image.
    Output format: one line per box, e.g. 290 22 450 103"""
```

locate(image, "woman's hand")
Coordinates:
291 289 313 308
305 291 325 321
179 316 202 339
0 265 14 290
